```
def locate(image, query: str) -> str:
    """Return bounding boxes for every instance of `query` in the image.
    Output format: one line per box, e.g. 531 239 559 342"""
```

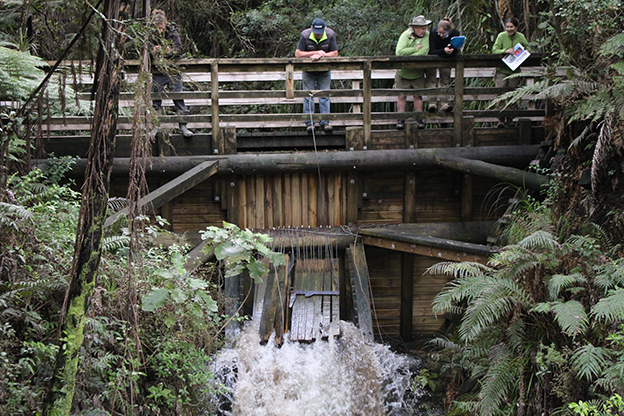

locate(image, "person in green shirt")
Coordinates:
492 17 529 128
394 15 431 130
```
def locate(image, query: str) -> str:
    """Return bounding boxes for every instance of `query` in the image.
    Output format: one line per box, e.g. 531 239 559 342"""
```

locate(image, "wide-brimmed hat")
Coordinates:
409 15 431 26
312 18 326 35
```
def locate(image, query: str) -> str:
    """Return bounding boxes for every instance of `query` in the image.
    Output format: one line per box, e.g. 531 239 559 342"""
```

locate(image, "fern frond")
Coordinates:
594 259 624 293
432 273 494 316
107 197 128 214
426 261 491 279
571 344 611 381
478 344 520 416
547 273 587 300
101 235 130 254
551 300 588 338
0 201 33 222
517 230 558 251
599 33 624 58
590 287 624 323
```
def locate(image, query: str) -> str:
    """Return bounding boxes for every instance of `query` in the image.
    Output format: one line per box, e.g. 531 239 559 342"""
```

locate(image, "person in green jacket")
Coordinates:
394 15 431 130
492 17 529 128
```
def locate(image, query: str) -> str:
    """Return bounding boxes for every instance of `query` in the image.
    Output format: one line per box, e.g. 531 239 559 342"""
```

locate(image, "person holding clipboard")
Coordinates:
492 17 529 128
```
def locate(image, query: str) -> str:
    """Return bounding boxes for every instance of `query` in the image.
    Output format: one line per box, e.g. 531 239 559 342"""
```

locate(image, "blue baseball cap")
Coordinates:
312 18 326 35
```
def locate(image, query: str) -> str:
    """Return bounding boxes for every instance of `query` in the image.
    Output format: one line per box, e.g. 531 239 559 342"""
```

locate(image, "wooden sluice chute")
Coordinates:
228 227 373 345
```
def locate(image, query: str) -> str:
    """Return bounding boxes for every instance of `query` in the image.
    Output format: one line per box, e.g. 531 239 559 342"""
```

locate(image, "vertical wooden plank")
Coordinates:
285 64 295 99
273 175 283 227
339 252 353 322
246 176 255 229
211 61 220 149
453 57 465 147
461 174 474 222
291 173 301 226
346 172 359 225
226 177 237 224
345 126 364 151
284 174 292 226
258 268 276 344
351 80 361 114
265 175 274 228
237 177 247 228
225 272 241 344
242 271 254 317
405 121 420 149
301 174 309 226
362 60 372 149
273 257 289 346
518 118 532 145
308 174 318 227
223 126 237 155
331 256 340 322
317 175 328 226
255 174 265 229
463 116 475 147
400 253 414 341
403 172 416 224
348 242 374 341
337 174 345 225
326 174 336 226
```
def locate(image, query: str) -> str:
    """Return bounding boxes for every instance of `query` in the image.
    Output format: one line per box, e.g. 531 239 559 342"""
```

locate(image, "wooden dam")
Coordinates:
36 54 553 344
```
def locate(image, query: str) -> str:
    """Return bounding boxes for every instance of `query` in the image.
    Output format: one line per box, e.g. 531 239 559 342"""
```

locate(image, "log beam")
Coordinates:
48 145 542 177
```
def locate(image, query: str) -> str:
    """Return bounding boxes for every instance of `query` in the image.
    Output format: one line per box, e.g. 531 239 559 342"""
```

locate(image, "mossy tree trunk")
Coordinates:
42 0 125 414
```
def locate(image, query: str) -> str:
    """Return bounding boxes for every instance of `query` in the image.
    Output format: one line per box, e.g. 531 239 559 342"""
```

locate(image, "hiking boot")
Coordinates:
428 104 437 113
396 119 405 130
179 123 194 138
307 124 315 134
322 123 333 132
417 119 425 129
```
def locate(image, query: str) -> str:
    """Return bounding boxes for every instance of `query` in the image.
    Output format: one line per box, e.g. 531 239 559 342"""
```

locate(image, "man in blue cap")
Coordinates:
295 18 339 133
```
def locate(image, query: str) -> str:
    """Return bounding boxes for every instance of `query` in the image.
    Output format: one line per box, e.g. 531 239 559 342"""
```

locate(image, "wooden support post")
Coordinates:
157 131 173 230
351 80 361 113
405 121 421 149
463 116 475 147
347 242 374 341
211 61 220 152
104 161 218 228
461 173 474 221
345 126 364 151
226 178 237 224
362 60 372 149
258 268 276 344
453 57 465 147
518 118 532 145
400 253 414 342
285 64 294 99
403 172 416 223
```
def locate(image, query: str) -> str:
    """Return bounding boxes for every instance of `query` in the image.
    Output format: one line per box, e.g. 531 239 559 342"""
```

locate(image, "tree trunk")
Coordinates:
42 0 124 414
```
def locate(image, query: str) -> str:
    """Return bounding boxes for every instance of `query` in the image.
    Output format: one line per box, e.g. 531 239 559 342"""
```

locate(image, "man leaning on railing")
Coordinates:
295 18 339 134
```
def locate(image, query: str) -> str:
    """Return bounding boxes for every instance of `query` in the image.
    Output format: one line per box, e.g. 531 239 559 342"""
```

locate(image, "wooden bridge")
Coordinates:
36 54 554 343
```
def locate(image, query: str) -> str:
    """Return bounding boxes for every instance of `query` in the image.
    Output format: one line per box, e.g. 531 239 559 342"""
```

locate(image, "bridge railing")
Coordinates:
38 54 548 146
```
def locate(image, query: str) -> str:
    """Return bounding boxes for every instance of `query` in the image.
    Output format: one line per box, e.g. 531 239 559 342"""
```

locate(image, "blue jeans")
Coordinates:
302 70 331 126
152 73 187 114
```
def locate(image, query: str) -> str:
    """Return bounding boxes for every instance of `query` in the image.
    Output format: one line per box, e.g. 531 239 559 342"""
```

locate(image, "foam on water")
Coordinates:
210 320 434 416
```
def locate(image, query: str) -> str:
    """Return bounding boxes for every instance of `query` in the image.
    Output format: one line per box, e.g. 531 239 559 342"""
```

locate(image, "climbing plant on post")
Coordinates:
42 1 126 414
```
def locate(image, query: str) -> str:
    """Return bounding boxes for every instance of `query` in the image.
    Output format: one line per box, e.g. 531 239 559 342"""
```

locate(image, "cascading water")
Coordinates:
209 320 442 416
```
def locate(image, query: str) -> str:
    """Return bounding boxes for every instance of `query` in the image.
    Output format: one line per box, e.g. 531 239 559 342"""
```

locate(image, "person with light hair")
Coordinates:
150 9 193 138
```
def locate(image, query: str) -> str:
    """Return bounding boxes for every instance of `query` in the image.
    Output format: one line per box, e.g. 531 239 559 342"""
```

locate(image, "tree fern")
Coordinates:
594 260 624 293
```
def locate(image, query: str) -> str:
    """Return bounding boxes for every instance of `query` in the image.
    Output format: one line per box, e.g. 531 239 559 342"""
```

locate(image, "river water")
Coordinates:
210 321 442 415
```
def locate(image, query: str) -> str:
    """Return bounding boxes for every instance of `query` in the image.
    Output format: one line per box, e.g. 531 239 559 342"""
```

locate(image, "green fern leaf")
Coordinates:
552 300 588 337
571 344 611 381
591 287 624 322
548 273 587 300
478 344 520 416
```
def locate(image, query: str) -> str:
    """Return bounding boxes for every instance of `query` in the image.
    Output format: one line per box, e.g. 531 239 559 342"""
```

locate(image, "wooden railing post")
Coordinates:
453 57 465 147
285 63 294 99
211 61 220 151
362 60 372 149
